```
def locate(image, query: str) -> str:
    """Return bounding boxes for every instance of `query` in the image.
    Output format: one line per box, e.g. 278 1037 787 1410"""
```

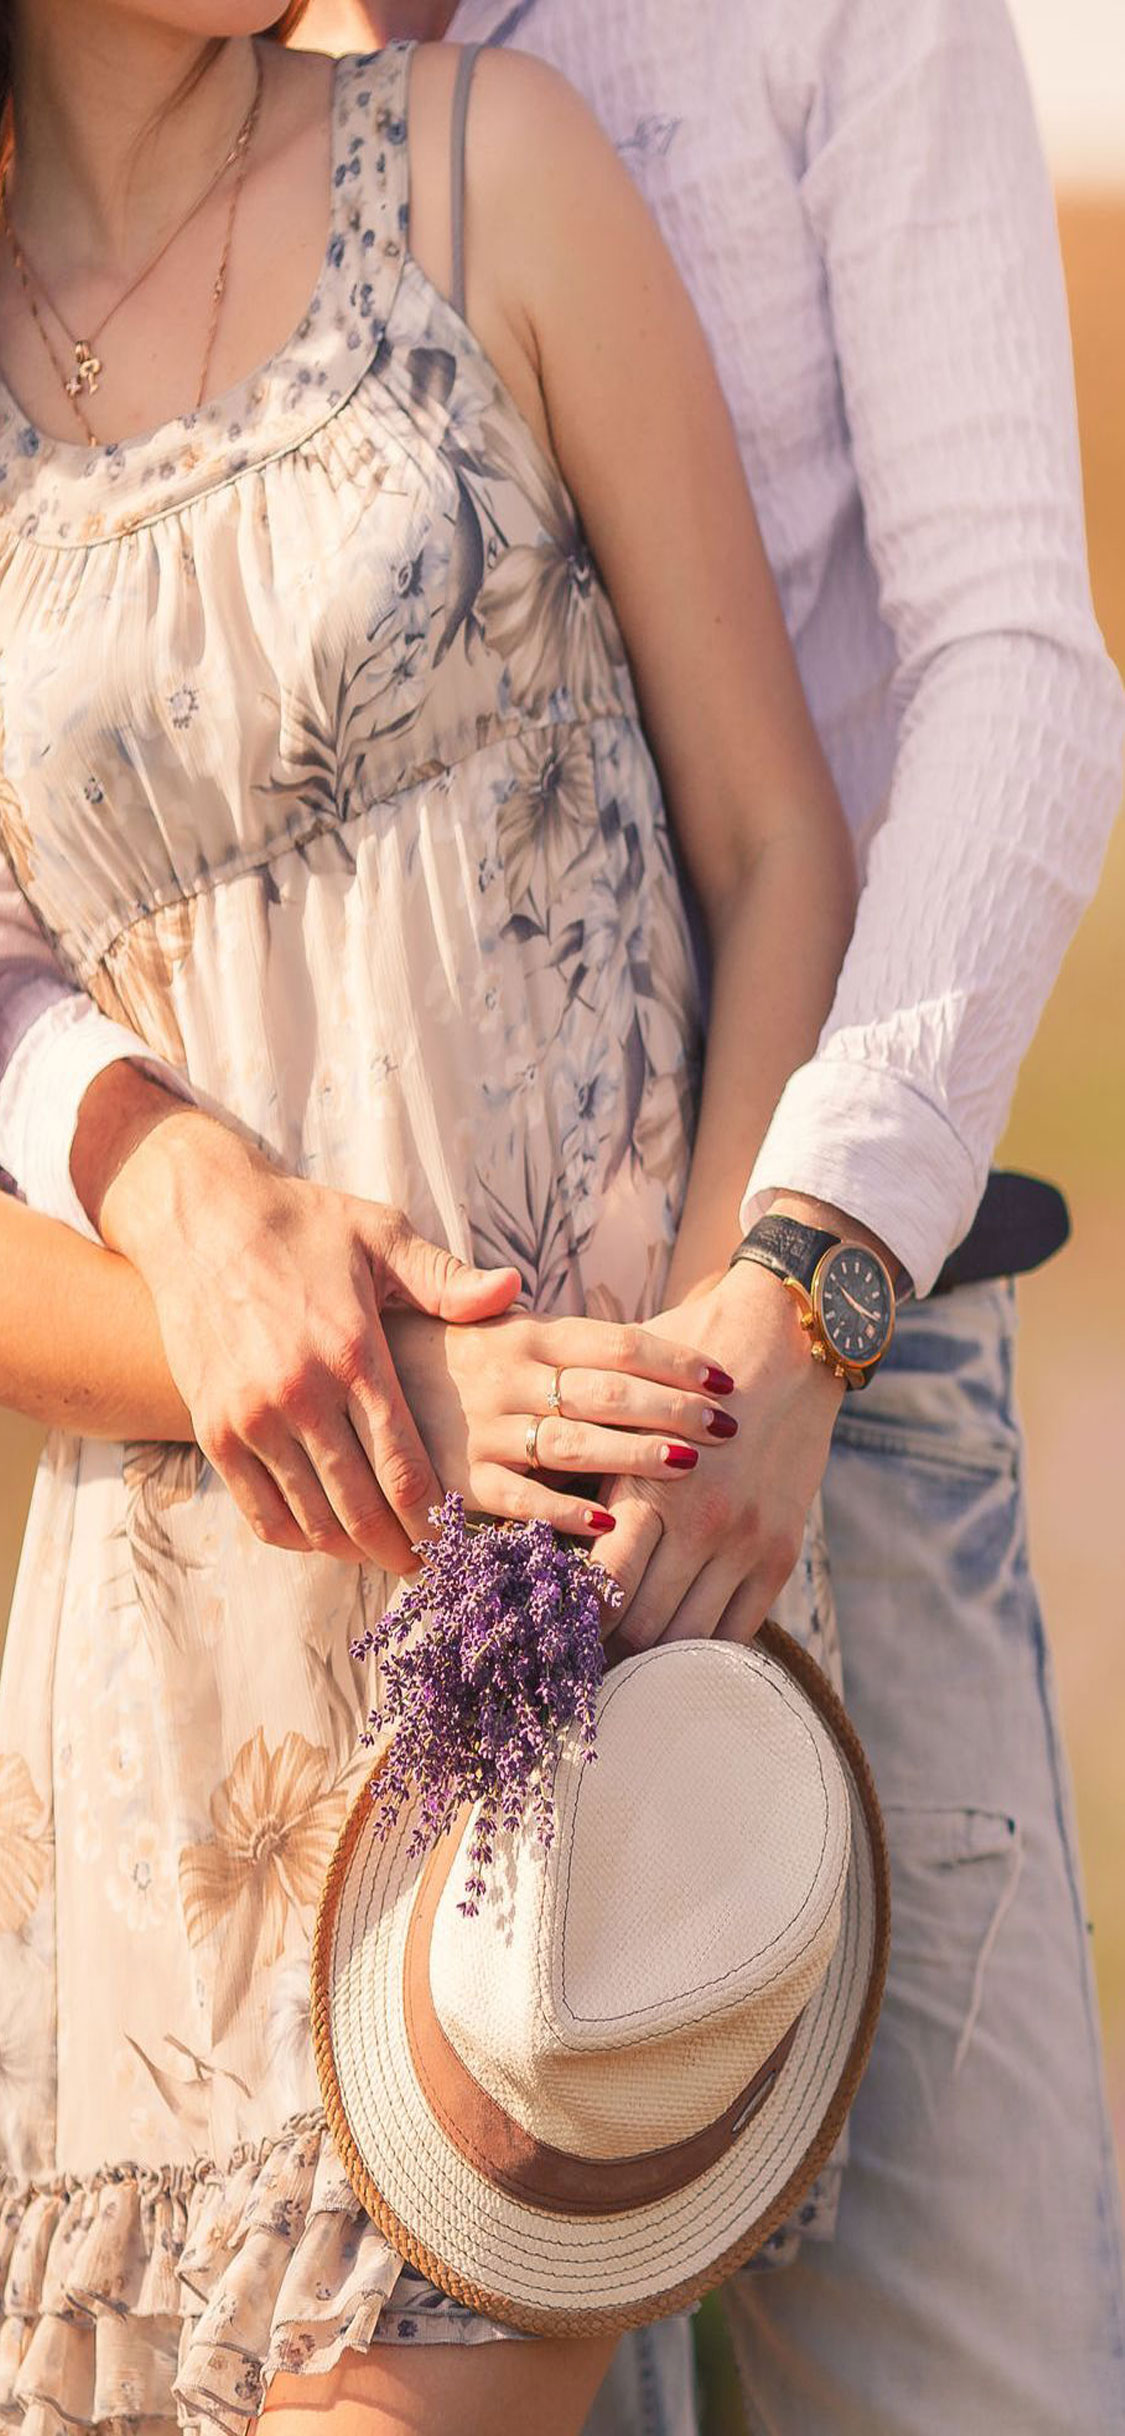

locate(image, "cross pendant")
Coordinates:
65 341 101 399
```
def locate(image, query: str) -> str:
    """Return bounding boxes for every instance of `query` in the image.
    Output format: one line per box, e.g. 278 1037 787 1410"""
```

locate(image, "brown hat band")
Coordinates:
402 1815 803 2219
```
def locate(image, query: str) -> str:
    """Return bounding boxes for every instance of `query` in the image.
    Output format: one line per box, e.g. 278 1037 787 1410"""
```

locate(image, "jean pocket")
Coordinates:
831 1278 1020 1478
881 1802 1024 2078
831 1410 1017 1482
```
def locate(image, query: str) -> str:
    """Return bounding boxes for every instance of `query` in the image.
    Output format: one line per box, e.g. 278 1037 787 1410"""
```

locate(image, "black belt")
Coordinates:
929 1169 1070 1297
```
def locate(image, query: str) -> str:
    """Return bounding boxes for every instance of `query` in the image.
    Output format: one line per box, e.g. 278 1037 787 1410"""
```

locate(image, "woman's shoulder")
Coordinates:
405 36 634 318
407 37 616 187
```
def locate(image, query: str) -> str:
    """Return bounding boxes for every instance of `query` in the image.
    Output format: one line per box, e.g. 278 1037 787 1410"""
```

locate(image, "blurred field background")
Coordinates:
0 7 1122 2431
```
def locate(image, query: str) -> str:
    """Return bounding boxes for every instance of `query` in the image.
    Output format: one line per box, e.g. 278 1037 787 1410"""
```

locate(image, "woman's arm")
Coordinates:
0 1189 191 1439
3 52 844 1579
444 52 858 1644
0 1183 737 1542
448 50 857 1290
0 862 529 1565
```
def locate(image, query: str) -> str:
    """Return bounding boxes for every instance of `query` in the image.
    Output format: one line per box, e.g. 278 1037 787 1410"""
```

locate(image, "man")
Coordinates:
348 2 1125 2428
0 1 1121 2428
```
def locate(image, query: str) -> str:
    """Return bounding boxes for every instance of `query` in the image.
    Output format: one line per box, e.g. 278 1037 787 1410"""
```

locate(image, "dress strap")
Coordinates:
450 44 483 322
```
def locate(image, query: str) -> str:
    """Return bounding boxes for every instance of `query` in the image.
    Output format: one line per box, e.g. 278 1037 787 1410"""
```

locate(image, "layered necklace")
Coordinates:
0 46 265 447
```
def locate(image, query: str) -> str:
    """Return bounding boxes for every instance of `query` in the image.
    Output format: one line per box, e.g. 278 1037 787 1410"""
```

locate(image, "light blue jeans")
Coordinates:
583 1278 1125 2435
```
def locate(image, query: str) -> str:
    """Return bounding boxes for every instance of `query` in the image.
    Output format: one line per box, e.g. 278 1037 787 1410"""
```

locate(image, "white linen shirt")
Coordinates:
1 0 1121 1290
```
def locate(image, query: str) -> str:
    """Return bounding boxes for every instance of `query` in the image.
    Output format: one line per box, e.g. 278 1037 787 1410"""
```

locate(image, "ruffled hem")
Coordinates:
0 2109 512 2436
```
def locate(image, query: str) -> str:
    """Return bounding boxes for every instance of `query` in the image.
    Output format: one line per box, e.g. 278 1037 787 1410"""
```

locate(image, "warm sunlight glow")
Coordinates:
1009 0 1125 183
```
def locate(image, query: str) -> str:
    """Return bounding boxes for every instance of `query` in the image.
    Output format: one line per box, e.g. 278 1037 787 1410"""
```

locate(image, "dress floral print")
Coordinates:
179 1732 350 2047
0 46 844 2433
0 1759 50 1940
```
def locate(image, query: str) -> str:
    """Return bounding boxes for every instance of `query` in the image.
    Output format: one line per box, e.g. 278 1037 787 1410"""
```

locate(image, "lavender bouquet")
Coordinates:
349 1491 620 1914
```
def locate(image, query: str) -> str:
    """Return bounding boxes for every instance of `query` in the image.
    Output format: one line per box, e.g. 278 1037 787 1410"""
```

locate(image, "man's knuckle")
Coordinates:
615 1611 657 1655
767 1526 802 1586
234 1389 281 1443
330 1323 377 1391
305 1522 344 1557
274 1362 319 1422
344 1497 392 1545
372 1200 405 1250
379 1451 431 1514
204 1414 239 1468
695 1484 735 1543
600 1552 643 1606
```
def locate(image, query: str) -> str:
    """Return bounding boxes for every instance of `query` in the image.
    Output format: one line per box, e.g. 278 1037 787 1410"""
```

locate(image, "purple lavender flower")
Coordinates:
349 1492 619 1913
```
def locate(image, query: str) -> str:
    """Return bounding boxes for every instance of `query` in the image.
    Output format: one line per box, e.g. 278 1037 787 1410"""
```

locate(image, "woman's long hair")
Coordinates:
0 5 312 165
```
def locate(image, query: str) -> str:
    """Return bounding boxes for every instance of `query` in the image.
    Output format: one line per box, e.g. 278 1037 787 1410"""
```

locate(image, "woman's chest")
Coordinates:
0 401 536 975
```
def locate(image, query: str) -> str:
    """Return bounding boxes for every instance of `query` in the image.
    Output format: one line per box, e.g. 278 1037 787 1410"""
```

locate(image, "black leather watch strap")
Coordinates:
730 1214 840 1293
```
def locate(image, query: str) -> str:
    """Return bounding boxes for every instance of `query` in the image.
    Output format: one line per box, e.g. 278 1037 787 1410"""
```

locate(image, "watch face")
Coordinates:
816 1246 894 1369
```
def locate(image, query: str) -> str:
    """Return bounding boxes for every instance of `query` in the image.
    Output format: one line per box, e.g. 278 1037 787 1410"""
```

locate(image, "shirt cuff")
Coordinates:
0 996 196 1243
739 1056 984 1299
0 960 78 1071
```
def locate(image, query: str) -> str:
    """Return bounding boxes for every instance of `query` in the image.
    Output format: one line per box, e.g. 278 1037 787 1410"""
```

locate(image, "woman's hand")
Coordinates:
67 1065 738 1569
385 1306 739 1540
74 1065 523 1573
597 1259 842 1649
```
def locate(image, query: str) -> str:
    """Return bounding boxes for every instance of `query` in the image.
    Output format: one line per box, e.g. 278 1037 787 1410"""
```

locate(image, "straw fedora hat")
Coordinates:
311 1620 889 2336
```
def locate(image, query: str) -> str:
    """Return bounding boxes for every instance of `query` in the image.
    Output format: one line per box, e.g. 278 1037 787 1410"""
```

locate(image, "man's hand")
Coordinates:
76 1063 522 1573
598 1257 844 1652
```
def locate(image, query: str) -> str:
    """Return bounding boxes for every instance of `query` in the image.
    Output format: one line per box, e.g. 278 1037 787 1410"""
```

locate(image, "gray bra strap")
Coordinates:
450 43 483 322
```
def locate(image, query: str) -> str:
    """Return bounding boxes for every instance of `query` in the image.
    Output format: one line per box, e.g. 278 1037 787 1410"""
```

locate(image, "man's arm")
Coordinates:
743 0 1124 1294
603 0 1123 1646
0 850 193 1236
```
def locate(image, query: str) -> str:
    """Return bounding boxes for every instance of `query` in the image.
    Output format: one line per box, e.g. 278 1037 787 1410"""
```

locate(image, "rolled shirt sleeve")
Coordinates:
741 0 1125 1292
0 856 194 1242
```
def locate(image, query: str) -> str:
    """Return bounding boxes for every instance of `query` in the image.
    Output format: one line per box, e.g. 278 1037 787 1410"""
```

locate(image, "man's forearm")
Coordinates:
754 0 1125 1293
69 1058 271 1280
0 1184 457 1450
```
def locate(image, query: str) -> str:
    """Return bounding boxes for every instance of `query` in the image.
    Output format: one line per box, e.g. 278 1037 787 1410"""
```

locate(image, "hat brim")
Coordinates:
310 1620 890 2337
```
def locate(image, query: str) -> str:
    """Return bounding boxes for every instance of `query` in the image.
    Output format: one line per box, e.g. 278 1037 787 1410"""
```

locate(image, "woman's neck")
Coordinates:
7 4 258 280
296 0 457 47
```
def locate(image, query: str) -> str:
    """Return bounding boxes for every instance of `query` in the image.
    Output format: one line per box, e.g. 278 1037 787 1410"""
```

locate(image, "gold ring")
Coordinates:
525 1415 545 1470
547 1366 565 1416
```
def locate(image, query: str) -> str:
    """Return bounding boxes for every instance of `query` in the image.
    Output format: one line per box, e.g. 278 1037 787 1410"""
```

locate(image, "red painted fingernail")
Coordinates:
702 1365 735 1396
662 1443 698 1470
706 1408 739 1439
586 1507 616 1533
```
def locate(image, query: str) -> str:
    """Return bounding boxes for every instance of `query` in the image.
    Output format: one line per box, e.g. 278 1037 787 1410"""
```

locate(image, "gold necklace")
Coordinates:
0 47 265 447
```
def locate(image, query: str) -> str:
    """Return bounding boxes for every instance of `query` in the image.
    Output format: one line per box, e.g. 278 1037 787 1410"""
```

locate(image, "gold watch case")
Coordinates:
782 1241 896 1391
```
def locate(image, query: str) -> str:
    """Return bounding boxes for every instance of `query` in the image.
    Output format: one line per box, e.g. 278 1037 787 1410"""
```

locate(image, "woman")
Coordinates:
0 8 855 2435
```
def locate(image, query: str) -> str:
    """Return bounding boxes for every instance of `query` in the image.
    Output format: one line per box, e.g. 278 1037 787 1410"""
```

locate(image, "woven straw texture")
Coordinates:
311 1624 890 2336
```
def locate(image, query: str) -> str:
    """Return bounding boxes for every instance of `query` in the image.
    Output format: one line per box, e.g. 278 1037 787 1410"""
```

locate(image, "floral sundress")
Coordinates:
0 45 842 2436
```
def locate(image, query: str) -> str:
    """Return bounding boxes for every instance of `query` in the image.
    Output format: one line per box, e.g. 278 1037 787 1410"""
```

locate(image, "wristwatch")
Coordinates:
730 1214 896 1390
